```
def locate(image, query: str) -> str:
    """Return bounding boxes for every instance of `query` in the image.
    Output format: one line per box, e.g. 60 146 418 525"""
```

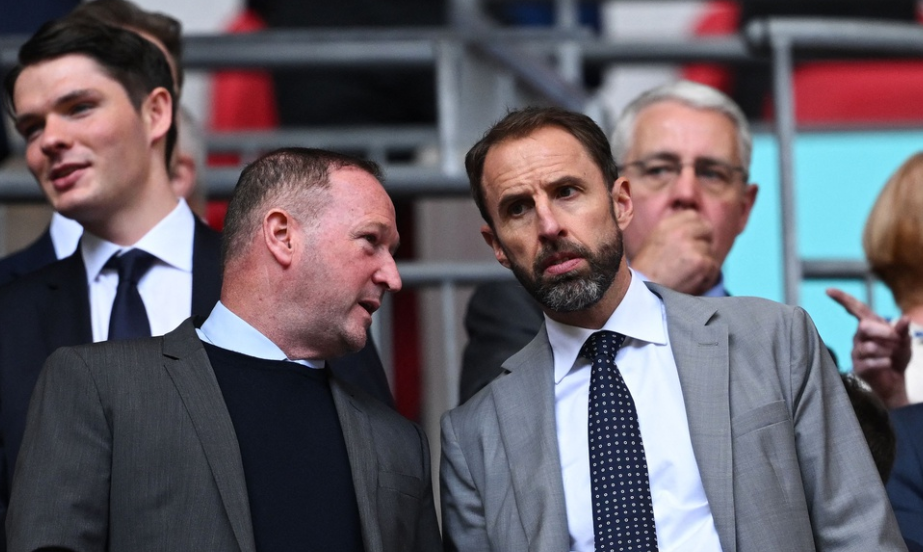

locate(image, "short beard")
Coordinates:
506 232 623 313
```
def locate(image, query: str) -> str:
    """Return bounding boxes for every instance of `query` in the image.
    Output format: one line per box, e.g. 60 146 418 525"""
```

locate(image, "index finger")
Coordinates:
826 287 880 321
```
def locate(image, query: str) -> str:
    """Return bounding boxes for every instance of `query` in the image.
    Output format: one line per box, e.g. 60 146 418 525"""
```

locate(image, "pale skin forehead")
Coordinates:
12 54 133 130
627 101 741 165
482 126 605 217
323 166 401 253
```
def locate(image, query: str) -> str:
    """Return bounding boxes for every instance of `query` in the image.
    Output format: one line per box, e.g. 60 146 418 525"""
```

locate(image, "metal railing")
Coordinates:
4 15 923 398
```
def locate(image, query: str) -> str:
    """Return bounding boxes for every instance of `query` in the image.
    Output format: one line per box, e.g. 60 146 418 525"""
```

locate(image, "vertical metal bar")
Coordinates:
441 281 460 408
436 40 463 176
554 0 581 84
864 274 877 313
372 293 395 393
771 36 800 306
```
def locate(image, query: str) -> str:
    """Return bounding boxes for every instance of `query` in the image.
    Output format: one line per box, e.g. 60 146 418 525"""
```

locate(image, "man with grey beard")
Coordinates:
439 106 905 552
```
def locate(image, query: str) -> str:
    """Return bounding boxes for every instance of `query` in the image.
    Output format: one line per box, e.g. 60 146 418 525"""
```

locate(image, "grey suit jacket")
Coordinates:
441 283 905 552
7 320 440 552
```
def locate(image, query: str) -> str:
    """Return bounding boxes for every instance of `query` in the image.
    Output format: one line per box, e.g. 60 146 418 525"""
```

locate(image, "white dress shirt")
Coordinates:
83 199 195 342
197 301 324 369
904 322 923 403
48 212 83 260
548 270 722 552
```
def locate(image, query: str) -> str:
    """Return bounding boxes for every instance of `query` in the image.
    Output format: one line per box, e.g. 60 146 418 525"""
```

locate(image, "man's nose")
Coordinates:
39 116 71 156
669 164 701 209
535 201 565 240
375 255 402 293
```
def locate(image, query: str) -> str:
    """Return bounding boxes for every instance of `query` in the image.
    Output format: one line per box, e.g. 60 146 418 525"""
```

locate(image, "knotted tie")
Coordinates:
582 330 658 551
105 249 156 340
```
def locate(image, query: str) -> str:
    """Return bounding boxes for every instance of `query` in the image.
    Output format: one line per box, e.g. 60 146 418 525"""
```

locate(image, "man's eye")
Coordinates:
363 234 378 245
644 163 676 177
698 166 730 183
70 102 93 115
507 202 527 217
557 186 576 198
19 124 42 141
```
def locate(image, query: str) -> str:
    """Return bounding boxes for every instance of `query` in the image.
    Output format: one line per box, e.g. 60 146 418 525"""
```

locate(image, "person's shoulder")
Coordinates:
649 282 802 322
891 402 923 429
332 377 422 433
0 253 83 306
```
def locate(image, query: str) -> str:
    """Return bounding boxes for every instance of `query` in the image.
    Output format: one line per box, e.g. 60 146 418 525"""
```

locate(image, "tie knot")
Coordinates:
105 249 156 285
580 330 626 363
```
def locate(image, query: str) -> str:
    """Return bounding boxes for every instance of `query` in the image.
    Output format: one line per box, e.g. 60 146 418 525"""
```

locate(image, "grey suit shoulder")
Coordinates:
441 282 906 552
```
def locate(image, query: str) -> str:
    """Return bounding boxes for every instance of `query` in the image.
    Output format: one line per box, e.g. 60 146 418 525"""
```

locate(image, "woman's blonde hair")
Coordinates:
864 152 923 310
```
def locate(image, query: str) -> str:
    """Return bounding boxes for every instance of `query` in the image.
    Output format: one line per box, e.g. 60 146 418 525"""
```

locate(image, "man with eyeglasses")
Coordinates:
460 80 758 403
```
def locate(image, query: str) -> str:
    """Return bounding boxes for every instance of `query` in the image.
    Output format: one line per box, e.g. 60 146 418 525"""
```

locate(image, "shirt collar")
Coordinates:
632 267 727 297
81 199 194 282
197 301 324 369
545 269 668 384
48 212 83 259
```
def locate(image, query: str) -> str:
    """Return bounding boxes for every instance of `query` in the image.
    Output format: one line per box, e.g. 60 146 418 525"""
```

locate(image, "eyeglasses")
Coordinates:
620 157 747 196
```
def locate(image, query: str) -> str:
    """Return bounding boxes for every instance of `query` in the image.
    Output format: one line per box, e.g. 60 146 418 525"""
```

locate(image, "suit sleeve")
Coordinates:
410 424 443 552
788 307 907 551
459 282 543 404
6 348 110 552
440 410 491 552
887 407 923 545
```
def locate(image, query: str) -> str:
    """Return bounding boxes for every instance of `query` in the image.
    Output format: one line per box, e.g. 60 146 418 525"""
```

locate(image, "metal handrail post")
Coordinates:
441 281 460 408
770 35 800 306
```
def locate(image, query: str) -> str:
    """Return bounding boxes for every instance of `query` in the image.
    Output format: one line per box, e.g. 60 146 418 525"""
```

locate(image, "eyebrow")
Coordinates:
496 176 583 215
636 151 733 166
14 88 96 128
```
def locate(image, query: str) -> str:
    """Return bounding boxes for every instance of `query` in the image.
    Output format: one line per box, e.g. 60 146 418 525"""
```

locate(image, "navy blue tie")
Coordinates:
582 330 658 551
106 249 155 340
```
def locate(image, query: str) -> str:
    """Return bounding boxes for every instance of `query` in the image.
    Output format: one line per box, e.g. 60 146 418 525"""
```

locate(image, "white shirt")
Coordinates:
904 322 923 403
83 199 194 342
196 301 324 369
48 212 83 259
549 270 722 552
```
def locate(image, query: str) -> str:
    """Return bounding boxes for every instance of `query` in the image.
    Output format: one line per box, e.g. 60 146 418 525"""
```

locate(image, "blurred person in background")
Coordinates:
828 152 923 409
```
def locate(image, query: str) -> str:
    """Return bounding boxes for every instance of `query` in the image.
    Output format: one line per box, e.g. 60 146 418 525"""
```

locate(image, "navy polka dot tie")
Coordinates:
582 330 658 551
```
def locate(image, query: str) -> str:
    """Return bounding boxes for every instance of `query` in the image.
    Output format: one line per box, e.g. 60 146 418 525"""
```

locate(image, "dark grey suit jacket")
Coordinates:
442 283 905 552
7 320 440 552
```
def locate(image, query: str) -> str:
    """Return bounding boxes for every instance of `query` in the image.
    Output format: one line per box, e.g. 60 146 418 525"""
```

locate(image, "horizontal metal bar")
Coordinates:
395 260 513 285
582 37 755 64
0 165 472 201
746 18 923 56
0 27 588 71
801 259 871 280
207 126 439 154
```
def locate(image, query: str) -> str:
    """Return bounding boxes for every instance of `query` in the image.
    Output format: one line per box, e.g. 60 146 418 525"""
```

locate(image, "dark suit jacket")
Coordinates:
0 229 56 287
888 403 923 545
6 320 440 552
0 219 395 537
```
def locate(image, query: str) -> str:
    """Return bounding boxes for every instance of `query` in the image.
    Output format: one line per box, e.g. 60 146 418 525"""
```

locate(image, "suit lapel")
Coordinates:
161 320 256 552
330 379 384 552
493 327 570 551
650 284 736 552
191 218 222 318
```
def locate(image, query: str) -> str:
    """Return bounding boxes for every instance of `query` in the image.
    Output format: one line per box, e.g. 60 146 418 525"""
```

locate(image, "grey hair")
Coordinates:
611 80 752 175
